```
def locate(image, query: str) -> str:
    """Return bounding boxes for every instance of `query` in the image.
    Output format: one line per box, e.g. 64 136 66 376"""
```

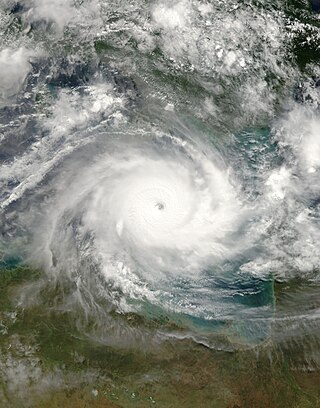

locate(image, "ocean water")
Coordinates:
0 1 320 407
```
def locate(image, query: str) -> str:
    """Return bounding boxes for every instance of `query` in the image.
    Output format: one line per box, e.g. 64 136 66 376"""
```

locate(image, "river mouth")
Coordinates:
1 0 320 406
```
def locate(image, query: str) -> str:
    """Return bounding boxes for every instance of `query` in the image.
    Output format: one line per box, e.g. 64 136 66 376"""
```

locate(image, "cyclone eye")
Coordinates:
155 202 165 211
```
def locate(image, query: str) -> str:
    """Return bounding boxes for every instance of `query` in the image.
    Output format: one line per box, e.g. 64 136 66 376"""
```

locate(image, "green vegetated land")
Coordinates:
0 266 319 408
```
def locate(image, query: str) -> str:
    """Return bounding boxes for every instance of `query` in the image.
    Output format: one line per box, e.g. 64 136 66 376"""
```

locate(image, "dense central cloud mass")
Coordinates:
27 126 249 322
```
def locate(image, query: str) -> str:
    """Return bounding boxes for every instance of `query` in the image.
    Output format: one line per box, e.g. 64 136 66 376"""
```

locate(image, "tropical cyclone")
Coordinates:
31 127 246 321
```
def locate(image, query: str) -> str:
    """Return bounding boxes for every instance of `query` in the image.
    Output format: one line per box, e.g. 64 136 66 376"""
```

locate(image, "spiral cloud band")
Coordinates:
28 125 249 327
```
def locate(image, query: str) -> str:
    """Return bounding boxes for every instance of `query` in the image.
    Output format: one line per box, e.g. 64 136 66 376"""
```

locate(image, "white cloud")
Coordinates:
0 47 34 106
11 0 101 35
